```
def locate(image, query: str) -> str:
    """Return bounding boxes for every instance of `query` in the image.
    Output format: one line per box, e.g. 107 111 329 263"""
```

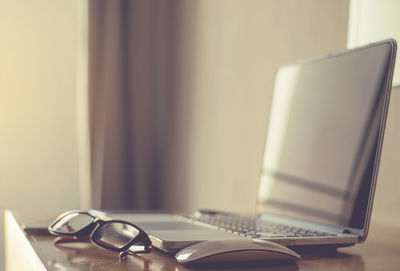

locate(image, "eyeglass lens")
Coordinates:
92 222 140 250
52 213 94 234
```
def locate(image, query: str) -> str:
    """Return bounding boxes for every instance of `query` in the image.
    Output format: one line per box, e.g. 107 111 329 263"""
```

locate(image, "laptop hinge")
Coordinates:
342 227 364 240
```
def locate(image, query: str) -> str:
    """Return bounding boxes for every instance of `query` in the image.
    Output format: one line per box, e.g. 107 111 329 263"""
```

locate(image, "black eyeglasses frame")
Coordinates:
48 210 152 253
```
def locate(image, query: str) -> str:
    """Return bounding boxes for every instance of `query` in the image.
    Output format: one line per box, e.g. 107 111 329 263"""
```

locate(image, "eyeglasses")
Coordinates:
48 210 152 259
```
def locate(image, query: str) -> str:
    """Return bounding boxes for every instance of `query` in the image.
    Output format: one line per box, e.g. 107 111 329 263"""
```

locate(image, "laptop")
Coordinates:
92 39 397 252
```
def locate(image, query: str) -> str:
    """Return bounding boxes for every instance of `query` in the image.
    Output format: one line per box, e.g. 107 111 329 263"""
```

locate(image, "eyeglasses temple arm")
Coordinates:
53 235 91 245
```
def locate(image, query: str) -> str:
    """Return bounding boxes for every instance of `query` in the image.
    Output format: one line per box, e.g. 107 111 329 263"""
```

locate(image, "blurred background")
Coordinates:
0 0 399 270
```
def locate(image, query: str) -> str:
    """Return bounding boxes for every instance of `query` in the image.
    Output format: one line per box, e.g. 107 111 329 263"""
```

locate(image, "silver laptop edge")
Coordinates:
356 39 397 243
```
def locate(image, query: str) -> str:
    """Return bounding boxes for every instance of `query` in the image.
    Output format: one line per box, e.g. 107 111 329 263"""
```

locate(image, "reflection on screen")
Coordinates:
257 43 393 229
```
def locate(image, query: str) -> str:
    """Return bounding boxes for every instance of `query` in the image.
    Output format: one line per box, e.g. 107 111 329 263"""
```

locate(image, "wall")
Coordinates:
164 0 350 214
0 0 80 269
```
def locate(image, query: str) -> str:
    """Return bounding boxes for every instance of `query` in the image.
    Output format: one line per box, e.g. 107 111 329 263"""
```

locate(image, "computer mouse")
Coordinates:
175 238 300 264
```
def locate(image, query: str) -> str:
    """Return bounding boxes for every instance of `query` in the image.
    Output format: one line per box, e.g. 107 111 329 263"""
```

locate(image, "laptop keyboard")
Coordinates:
183 212 337 239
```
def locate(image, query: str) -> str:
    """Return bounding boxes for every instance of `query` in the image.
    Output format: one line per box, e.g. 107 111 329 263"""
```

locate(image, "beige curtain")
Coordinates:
88 0 185 210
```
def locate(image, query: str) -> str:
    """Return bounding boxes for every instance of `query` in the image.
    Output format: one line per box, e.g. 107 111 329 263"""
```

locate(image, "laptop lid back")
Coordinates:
257 40 397 241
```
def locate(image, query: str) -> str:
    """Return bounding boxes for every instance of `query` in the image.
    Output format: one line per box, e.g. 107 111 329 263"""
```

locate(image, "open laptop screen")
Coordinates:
257 40 396 230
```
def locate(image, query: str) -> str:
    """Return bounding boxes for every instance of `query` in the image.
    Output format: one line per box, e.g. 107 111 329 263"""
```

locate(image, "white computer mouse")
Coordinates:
175 238 300 264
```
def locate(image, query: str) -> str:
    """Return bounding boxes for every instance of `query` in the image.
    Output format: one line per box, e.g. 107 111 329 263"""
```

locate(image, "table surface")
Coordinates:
9 211 400 271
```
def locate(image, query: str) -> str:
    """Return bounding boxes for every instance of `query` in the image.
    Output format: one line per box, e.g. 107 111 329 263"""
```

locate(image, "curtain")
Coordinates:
88 0 182 210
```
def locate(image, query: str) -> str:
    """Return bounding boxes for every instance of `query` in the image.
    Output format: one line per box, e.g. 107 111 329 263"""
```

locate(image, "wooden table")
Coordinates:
4 210 400 270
